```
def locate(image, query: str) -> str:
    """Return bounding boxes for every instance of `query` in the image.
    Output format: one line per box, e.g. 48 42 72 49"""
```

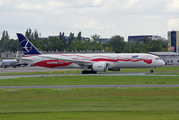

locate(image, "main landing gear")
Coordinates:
81 70 97 74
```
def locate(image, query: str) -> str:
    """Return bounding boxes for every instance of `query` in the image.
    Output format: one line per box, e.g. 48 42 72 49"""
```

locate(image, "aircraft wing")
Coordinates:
21 58 34 61
39 55 94 66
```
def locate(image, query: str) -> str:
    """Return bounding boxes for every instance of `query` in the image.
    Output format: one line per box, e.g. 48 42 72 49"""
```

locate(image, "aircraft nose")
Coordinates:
161 60 165 66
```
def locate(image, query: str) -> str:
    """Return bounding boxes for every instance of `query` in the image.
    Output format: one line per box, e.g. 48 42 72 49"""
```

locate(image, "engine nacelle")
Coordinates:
108 68 122 71
92 62 108 72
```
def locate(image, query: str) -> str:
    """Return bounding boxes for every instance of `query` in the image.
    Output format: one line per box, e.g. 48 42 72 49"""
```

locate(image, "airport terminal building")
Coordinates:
168 31 179 53
148 52 179 65
128 35 166 42
39 36 110 43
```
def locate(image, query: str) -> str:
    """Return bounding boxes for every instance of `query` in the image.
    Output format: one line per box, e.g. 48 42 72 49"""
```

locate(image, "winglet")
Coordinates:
16 33 41 55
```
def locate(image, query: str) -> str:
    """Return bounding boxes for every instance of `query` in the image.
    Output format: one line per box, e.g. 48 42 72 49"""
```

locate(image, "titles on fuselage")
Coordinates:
47 60 66 64
132 55 139 58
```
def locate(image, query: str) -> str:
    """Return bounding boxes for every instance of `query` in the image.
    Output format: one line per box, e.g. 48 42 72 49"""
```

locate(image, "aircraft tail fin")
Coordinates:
16 33 41 55
16 51 20 61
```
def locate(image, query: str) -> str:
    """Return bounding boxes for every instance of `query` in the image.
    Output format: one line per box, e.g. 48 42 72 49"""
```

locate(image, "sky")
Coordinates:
0 0 179 41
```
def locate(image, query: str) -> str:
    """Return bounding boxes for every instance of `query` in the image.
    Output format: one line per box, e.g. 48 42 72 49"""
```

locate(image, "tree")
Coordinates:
77 31 82 41
59 32 66 51
68 32 75 52
91 41 98 52
8 39 17 52
76 39 84 52
96 40 103 52
138 37 151 44
69 40 76 52
49 37 63 52
34 29 39 40
0 30 6 52
0 30 9 52
25 28 33 41
84 39 91 52
41 38 50 51
91 34 100 41
109 35 125 53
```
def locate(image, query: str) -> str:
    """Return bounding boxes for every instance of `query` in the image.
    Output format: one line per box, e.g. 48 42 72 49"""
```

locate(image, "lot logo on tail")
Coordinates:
21 40 32 53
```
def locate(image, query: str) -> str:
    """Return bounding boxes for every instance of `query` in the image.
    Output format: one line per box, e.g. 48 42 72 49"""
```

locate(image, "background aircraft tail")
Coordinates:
16 33 41 55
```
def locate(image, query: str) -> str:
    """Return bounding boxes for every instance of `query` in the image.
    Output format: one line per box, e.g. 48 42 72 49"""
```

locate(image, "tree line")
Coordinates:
0 29 168 54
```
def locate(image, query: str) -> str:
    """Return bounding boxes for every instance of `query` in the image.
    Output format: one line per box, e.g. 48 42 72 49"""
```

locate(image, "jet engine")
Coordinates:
92 62 108 72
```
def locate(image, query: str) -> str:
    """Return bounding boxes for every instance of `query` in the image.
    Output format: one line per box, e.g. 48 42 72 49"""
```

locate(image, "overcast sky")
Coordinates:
0 0 179 41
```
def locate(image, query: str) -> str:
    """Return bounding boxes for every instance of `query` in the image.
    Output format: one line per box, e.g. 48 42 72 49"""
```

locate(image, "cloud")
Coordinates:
120 0 141 10
72 17 115 29
0 0 4 6
77 0 103 6
73 17 102 29
167 18 179 30
15 0 170 15
167 0 179 12
17 1 67 14
0 0 10 6
0 0 177 40
92 0 103 6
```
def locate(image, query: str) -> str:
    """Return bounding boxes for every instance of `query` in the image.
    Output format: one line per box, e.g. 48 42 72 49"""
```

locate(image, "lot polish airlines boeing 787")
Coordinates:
16 33 165 74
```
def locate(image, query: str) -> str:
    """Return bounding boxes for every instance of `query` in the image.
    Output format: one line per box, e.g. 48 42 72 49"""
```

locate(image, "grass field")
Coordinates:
0 87 179 120
0 76 179 86
1 66 179 120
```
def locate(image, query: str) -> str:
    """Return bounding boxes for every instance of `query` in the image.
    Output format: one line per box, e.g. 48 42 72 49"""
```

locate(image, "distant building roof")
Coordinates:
148 52 179 56
128 35 167 42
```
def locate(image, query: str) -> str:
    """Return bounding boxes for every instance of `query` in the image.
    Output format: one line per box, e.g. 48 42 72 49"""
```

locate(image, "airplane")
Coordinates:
16 33 165 74
1 51 20 68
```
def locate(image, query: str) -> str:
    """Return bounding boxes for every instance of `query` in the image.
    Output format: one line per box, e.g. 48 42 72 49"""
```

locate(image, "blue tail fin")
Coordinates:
16 33 41 55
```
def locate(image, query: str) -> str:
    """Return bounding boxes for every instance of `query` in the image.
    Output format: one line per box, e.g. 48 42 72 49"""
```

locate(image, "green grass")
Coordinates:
1 76 179 86
0 66 179 76
0 66 179 119
1 112 179 120
148 72 179 75
0 87 179 120
0 70 82 76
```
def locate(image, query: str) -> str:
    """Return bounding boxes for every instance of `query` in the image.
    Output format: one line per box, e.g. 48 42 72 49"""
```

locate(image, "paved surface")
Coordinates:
1 84 179 89
0 66 74 73
1 73 179 80
0 65 178 73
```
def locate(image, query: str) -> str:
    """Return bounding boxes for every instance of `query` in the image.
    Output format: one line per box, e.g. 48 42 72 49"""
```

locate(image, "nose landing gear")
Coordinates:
150 67 155 73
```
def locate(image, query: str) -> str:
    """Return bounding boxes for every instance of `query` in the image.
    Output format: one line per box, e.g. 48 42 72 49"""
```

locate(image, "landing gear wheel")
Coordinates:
82 71 86 74
82 70 97 74
150 70 154 73
90 70 97 74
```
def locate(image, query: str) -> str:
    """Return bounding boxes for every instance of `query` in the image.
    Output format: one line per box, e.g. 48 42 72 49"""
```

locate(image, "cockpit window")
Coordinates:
156 58 160 60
